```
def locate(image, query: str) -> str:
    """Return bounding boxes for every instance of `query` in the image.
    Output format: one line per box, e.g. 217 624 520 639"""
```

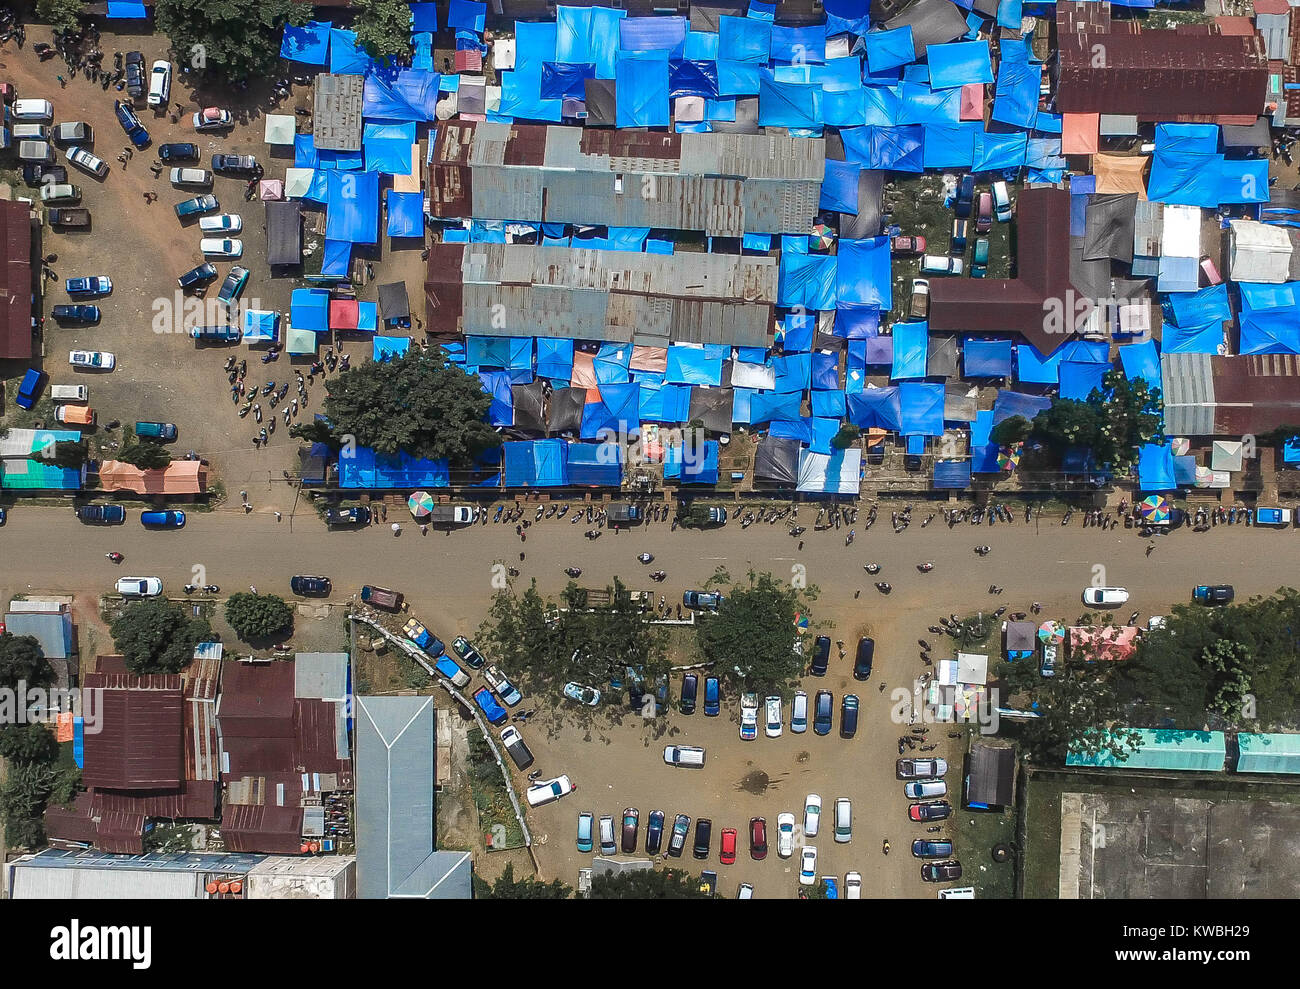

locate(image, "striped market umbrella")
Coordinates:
407 491 434 518
997 442 1023 471
1038 621 1065 642
793 611 810 631
811 222 836 252
1138 494 1170 523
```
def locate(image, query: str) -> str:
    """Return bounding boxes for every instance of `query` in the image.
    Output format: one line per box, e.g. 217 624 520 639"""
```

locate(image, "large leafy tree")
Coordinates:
224 592 294 640
292 350 502 468
589 867 710 899
35 0 84 34
473 862 572 900
115 442 172 470
1031 370 1162 471
695 570 813 694
0 634 54 692
111 600 212 675
352 0 413 61
0 723 59 763
155 0 308 87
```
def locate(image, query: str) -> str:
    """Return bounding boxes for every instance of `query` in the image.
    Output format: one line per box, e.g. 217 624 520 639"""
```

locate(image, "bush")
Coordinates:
223 592 294 640
111 600 212 674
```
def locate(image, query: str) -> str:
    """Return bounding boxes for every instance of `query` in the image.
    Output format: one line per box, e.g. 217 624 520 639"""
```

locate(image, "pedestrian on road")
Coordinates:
380 504 387 521
391 523 401 535
1146 543 1154 557
274 512 282 521
57 75 66 87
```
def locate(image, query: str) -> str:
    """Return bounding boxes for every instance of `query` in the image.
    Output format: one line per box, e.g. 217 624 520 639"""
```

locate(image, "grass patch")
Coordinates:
952 803 1017 899
467 727 524 849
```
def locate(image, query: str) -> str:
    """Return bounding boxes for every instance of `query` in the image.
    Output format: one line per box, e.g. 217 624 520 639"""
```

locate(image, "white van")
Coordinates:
663 744 706 768
50 384 88 402
147 60 172 108
12 99 54 121
18 140 53 163
11 123 49 140
791 690 808 733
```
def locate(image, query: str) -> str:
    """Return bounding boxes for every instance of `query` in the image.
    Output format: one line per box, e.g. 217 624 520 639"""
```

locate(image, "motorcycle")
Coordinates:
536 506 545 522
584 529 601 540
183 584 196 594
261 381 276 396
637 553 654 564
267 416 275 435
1062 508 1073 525
864 563 881 574
258 427 267 444
917 562 934 573
874 582 891 594
558 504 569 518
882 839 890 856
253 404 262 423
918 639 931 651
1128 610 1140 626
238 402 252 418
921 513 934 527
261 349 279 363
204 585 220 593
650 571 667 582
106 552 124 563
563 567 582 578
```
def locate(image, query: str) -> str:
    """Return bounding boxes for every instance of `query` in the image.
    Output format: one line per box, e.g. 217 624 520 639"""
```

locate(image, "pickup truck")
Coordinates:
324 505 371 526
360 585 403 610
47 207 90 227
402 618 444 657
572 586 654 611
1254 507 1292 527
605 503 643 527
429 505 474 525
433 655 469 688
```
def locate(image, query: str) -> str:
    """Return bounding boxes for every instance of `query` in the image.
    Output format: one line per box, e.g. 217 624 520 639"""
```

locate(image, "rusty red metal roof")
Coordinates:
0 199 33 360
217 661 296 737
90 780 219 820
81 671 184 790
45 792 145 855
220 804 306 855
1211 354 1300 434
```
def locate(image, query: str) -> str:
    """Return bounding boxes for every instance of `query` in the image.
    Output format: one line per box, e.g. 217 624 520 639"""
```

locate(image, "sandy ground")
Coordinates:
0 499 1291 896
0 29 427 498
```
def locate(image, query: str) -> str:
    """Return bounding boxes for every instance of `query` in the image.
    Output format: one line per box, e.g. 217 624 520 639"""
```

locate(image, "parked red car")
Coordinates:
749 817 768 860
719 827 738 865
891 235 927 255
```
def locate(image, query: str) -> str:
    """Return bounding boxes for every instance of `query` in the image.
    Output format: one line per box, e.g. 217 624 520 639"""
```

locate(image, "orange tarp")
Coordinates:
570 350 602 402
1061 112 1100 155
98 459 208 495
1092 153 1149 199
630 345 667 373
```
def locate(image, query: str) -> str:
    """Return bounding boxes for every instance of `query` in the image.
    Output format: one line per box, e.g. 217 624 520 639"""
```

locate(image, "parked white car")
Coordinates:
1082 586 1129 607
791 690 808 733
12 98 54 121
845 871 862 899
833 797 852 843
804 793 821 837
200 238 243 259
170 167 213 188
147 60 172 107
799 846 818 885
199 213 242 234
69 350 115 370
66 146 108 179
524 774 573 807
115 577 162 597
764 695 783 737
777 812 796 858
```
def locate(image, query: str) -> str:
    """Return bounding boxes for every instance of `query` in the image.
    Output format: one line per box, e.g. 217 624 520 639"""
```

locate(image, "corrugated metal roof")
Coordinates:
81 672 184 790
221 804 306 855
217 661 296 737
90 780 218 820
1236 732 1300 774
312 74 363 151
1066 729 1226 770
1160 353 1216 436
2 612 73 659
0 198 34 360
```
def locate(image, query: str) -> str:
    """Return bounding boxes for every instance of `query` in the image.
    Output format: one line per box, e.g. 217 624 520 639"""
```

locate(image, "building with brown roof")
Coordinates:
45 793 145 856
80 670 184 790
0 197 36 360
1055 1 1269 121
927 187 1090 353
1163 352 1300 436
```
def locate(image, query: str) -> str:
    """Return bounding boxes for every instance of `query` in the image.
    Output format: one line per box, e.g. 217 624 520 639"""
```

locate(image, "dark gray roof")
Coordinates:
312 74 363 152
966 744 1016 807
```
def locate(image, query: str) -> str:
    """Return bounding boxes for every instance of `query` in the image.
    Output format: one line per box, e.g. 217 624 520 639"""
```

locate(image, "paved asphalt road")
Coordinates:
2 503 1287 897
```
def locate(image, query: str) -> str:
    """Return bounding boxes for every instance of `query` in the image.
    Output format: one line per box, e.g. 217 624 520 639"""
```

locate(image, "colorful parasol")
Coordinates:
1138 494 1170 523
1038 620 1065 642
997 442 1023 471
793 611 810 631
1193 465 1213 488
810 222 836 252
407 491 434 518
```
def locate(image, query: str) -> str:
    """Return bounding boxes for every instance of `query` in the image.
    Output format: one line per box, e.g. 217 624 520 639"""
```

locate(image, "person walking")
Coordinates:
56 75 66 87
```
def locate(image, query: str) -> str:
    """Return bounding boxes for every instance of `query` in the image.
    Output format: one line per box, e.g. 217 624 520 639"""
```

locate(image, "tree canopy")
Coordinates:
1030 370 1162 471
695 570 815 694
36 0 84 34
155 0 308 87
0 723 59 763
476 578 668 699
589 867 710 899
296 350 502 468
224 592 294 641
0 634 54 692
115 442 172 470
352 0 413 60
111 600 212 675
473 862 572 900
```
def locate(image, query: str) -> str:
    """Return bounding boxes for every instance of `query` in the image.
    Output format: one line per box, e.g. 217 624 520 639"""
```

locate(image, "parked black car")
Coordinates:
809 634 831 676
290 575 332 596
159 142 199 162
75 504 126 524
124 51 146 99
679 673 697 715
324 506 371 526
853 637 875 681
177 262 218 290
645 810 665 855
212 153 259 175
692 818 713 860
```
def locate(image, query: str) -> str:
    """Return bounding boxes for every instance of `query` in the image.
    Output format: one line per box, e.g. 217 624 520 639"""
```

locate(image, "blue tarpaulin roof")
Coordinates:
820 159 861 214
1118 340 1161 389
281 21 331 65
773 352 812 392
617 51 670 127
373 336 411 362
971 409 999 472
973 131 1028 172
770 24 825 63
778 252 837 310
364 122 416 174
846 386 903 431
841 125 924 171
339 447 449 488
1137 443 1177 490
669 59 719 98
991 48 1039 128
1173 454 1197 485
758 72 823 129
1059 360 1111 401
321 239 351 276
666 345 723 386
480 370 516 425
504 439 568 487
581 381 640 438
865 27 915 73
898 382 945 435
537 338 574 380
592 342 632 383
891 322 929 379
411 3 439 32
106 1 147 16
1162 320 1223 354
835 303 880 340
993 390 1052 424
750 391 803 423
329 29 373 75
964 338 1013 376
1016 344 1062 384
386 190 424 238
620 15 688 56
1239 282 1300 354
837 236 892 309
811 351 841 390
291 288 329 331
567 442 623 486
325 170 380 244
448 0 486 32
719 15 771 62
922 123 979 168
364 70 442 122
243 310 279 343
665 439 719 484
541 61 595 100
933 460 972 488
926 41 993 89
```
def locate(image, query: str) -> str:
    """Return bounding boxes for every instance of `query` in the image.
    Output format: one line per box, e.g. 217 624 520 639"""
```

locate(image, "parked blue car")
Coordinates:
14 368 44 410
140 510 185 528
473 687 508 726
114 100 149 148
65 276 112 296
704 676 720 717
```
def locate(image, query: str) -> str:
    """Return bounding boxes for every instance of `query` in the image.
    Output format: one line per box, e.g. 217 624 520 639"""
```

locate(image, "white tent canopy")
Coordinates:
264 114 295 145
730 361 777 390
1229 219 1292 284
796 448 861 495
284 167 313 199
1211 440 1244 472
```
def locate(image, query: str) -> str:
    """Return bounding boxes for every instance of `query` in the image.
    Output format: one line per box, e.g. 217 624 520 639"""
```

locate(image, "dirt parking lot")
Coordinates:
2 28 426 500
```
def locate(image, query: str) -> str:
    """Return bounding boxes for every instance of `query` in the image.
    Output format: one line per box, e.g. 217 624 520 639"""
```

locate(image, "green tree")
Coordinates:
989 414 1032 448
695 570 813 694
35 0 84 34
223 592 295 640
0 634 54 692
1031 371 1161 471
830 424 861 450
0 762 76 850
28 439 88 470
799 880 830 900
352 0 413 61
154 0 308 87
0 723 59 764
115 442 172 470
589 867 710 899
312 350 502 468
111 600 212 675
472 862 572 899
